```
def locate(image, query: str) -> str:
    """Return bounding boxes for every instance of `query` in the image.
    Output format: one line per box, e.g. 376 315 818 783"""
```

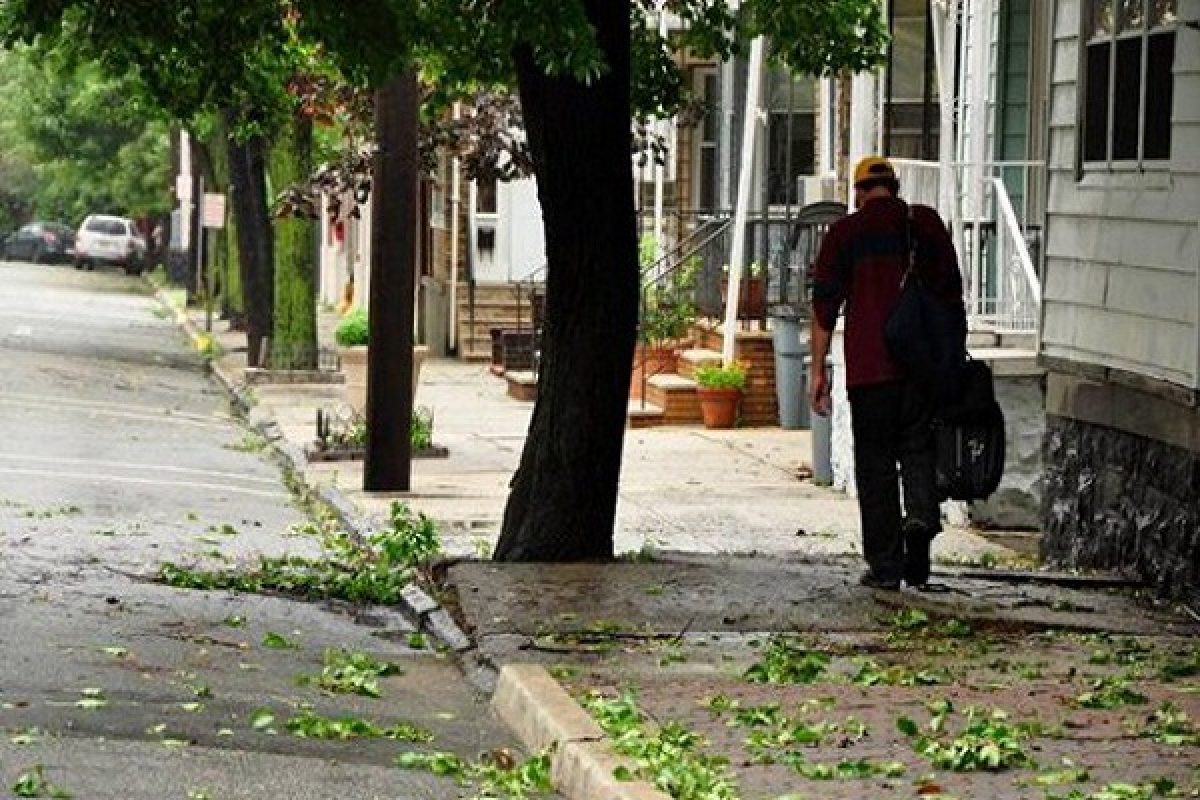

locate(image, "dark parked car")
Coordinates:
2 222 76 264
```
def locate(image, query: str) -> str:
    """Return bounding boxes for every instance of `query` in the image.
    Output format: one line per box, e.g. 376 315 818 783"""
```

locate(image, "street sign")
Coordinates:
202 193 226 229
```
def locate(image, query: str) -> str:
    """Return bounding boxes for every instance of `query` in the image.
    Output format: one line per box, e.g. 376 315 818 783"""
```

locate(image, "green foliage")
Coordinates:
334 308 369 347
11 765 71 798
640 235 699 345
1074 676 1148 710
743 636 829 684
157 502 441 605
693 362 748 392
903 706 1034 773
582 690 740 800
0 46 171 224
308 648 403 697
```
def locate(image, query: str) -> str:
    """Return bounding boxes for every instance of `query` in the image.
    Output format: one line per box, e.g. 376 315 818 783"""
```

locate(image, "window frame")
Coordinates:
1079 0 1177 172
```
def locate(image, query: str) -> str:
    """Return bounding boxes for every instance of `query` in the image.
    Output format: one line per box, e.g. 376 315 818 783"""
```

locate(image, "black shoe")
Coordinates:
902 521 932 588
859 570 901 591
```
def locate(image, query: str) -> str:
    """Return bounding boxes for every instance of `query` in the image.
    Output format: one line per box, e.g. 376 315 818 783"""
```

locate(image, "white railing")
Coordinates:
981 177 1041 333
890 158 942 212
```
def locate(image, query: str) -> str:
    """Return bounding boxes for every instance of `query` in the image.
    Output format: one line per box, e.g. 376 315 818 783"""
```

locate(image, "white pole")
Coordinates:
652 4 669 264
448 106 463 352
722 35 766 365
967 0 993 318
932 0 966 265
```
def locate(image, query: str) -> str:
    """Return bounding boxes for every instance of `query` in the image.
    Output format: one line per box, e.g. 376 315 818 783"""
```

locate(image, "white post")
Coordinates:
722 35 766 365
448 106 463 352
966 0 993 319
932 0 967 267
652 4 669 264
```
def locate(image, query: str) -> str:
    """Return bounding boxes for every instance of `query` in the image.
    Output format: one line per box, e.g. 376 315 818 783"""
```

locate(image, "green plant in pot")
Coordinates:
693 361 747 429
334 308 428 414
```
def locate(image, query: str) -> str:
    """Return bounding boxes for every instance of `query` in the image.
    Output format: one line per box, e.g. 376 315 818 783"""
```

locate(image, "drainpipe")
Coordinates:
448 104 462 353
722 35 766 365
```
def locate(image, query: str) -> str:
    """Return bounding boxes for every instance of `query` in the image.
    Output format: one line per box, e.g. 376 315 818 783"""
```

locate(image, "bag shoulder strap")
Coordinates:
901 203 919 288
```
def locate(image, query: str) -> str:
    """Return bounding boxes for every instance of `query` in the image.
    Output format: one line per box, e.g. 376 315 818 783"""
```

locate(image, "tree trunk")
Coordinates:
223 114 274 367
493 0 638 562
207 119 245 329
267 113 318 371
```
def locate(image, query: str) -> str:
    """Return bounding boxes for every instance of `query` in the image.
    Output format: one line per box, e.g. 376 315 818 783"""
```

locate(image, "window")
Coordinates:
765 68 816 206
695 69 719 211
884 0 939 160
476 178 497 215
1083 0 1176 164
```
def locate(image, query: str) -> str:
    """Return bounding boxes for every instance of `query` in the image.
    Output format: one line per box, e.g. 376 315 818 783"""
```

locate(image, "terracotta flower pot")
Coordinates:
697 387 742 429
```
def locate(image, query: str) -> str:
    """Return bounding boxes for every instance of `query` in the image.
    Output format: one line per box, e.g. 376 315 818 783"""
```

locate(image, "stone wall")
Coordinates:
1041 415 1199 601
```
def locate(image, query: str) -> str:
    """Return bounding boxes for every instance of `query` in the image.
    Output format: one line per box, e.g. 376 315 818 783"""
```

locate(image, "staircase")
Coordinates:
628 323 780 429
454 281 543 363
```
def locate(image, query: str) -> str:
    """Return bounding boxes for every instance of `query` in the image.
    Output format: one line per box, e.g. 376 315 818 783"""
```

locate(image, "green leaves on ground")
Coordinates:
11 765 71 799
1045 779 1182 800
75 688 108 710
1142 704 1200 746
305 648 402 697
901 706 1034 772
395 747 554 797
284 708 433 742
1075 676 1148 710
582 691 739 800
743 637 829 685
262 631 298 649
158 502 440 605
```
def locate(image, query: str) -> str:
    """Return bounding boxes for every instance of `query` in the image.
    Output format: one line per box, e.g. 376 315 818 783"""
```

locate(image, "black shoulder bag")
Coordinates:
883 205 967 406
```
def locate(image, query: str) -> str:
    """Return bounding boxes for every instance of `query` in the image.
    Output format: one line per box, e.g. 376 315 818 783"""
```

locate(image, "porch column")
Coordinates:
722 35 766 365
932 0 965 259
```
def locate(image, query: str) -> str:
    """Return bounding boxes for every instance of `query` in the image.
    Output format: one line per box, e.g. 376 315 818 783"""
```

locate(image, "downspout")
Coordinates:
448 104 463 353
722 35 766 365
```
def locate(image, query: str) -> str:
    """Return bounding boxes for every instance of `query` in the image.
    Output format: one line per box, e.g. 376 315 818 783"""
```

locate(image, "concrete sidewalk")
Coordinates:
188 305 1014 565
161 298 1200 800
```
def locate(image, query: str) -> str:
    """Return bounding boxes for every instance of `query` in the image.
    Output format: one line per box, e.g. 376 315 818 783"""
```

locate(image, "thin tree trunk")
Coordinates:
224 113 274 367
267 112 318 371
493 0 638 562
208 118 244 329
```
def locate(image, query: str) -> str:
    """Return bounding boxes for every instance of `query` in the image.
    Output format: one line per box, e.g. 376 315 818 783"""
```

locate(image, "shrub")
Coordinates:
334 309 369 347
693 362 747 391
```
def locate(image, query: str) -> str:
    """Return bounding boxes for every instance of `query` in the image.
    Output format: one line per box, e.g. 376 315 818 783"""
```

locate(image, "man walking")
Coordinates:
808 156 964 589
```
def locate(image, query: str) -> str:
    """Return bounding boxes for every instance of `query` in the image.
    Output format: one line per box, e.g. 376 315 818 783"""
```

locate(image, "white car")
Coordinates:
75 215 147 275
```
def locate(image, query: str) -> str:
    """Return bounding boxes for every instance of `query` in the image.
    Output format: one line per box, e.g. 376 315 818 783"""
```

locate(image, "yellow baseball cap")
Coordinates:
853 156 897 188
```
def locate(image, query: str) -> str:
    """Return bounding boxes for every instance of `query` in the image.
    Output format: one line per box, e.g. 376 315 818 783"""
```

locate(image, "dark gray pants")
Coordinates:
848 379 941 581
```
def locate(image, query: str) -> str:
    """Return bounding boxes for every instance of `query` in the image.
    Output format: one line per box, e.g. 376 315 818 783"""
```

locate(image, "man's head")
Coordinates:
852 156 899 209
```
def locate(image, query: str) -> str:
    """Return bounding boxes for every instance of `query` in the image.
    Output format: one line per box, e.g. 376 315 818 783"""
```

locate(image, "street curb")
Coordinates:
150 285 476 656
490 664 671 800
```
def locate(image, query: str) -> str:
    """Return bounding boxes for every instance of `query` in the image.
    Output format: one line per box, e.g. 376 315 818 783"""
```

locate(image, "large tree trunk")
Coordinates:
493 0 638 562
224 114 274 367
207 118 245 330
267 113 318 370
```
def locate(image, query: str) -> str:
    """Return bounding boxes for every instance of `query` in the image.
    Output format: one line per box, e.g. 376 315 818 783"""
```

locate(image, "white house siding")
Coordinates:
1041 0 1200 390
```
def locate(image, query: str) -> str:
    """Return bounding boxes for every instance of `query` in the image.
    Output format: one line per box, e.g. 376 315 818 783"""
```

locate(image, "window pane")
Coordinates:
477 179 497 214
701 74 719 143
1112 38 1142 159
1150 0 1176 27
699 147 717 210
1116 0 1144 31
891 17 927 101
767 113 814 206
1144 32 1175 159
1090 0 1114 37
1084 42 1111 161
767 69 814 112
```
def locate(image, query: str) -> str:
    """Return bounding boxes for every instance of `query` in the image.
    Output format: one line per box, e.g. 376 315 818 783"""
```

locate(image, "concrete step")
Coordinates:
676 348 722 379
968 346 1043 377
504 370 538 402
967 330 1000 348
627 399 666 429
644 374 702 424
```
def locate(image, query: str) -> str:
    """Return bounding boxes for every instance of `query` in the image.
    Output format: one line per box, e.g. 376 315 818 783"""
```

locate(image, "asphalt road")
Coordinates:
0 261 522 799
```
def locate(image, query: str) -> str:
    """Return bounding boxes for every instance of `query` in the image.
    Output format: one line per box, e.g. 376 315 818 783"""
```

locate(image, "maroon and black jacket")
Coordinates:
811 196 964 389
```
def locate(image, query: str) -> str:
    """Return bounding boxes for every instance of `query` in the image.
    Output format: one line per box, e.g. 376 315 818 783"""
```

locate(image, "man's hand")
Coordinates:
809 369 831 417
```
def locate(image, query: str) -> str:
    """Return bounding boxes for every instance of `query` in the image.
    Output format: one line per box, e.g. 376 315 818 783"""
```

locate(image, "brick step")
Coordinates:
505 370 538 402
627 400 666 429
676 348 722 380
644 374 702 424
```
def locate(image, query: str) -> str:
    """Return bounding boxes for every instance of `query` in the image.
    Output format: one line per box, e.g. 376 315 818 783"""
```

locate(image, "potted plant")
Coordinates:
335 308 428 414
720 262 766 319
693 361 747 429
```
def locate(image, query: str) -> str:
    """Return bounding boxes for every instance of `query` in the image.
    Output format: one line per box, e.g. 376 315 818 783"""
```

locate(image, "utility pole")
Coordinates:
364 71 419 491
